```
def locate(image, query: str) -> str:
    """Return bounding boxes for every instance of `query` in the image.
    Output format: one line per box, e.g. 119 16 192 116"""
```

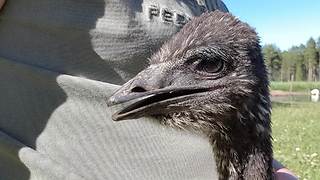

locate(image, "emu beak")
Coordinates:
106 67 209 121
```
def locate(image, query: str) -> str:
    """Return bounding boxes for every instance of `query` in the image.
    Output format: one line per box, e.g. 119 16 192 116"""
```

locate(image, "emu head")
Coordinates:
107 11 270 136
107 11 273 179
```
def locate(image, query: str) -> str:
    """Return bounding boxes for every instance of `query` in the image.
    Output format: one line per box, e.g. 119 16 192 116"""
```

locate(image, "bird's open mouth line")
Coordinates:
112 88 209 121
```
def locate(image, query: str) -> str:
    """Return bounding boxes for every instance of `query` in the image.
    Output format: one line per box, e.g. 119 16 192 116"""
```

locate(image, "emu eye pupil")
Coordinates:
198 59 224 74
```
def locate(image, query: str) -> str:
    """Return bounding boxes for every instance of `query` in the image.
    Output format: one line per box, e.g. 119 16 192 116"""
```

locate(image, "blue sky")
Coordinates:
223 0 320 50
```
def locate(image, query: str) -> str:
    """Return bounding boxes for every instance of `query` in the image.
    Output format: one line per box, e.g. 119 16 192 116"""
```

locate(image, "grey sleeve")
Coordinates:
0 0 226 179
0 58 217 180
196 0 229 12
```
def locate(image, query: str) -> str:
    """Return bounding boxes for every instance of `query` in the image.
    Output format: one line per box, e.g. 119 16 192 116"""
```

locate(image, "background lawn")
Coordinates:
272 102 320 180
271 81 320 92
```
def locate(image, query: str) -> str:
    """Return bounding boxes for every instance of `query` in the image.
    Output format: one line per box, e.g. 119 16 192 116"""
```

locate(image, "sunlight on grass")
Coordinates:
272 102 320 180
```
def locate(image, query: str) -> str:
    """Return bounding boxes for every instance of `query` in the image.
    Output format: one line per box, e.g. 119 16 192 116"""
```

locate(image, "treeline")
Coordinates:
263 37 320 81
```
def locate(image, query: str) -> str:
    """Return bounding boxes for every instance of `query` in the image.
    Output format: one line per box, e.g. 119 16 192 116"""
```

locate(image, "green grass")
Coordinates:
272 102 320 180
270 81 320 92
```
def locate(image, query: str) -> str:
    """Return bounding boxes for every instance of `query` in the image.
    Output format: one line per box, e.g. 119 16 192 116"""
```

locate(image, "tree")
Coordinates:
281 51 293 81
280 45 307 81
262 37 320 82
317 37 320 81
290 46 306 81
262 44 282 81
281 50 297 81
304 38 319 81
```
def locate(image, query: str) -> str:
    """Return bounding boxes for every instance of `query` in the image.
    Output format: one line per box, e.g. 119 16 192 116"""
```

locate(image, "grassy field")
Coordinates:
271 81 320 92
272 102 320 180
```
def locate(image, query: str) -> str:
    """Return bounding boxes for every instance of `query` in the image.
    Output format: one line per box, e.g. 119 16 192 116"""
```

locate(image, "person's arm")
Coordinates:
273 159 298 180
0 0 5 10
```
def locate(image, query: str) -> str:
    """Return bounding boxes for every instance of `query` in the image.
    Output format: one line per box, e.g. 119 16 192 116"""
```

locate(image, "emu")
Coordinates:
107 11 273 180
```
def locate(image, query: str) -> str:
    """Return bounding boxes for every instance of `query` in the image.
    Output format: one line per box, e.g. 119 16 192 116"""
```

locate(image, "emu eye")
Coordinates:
196 58 224 74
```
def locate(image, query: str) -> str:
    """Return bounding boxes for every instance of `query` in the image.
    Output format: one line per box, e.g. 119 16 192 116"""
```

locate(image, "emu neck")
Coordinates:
209 104 273 180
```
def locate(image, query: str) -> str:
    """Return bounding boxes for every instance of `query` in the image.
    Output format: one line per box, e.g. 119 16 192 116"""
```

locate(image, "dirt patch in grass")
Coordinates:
271 90 307 96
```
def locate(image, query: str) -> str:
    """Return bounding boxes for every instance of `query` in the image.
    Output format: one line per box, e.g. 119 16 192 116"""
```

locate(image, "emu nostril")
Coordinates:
131 86 147 93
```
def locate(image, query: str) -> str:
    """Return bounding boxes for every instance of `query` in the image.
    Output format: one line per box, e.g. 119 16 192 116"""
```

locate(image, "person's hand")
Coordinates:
273 159 298 180
0 0 5 11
